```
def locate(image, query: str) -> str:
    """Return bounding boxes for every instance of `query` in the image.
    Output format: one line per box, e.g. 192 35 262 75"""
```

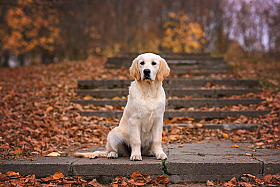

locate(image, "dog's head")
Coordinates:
130 53 170 82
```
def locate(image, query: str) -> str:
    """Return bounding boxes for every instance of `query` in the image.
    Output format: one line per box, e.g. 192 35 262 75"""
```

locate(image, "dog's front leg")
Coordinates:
150 118 167 160
129 118 142 161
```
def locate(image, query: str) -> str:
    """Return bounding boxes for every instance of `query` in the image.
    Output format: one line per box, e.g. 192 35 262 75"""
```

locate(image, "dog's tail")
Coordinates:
74 151 108 159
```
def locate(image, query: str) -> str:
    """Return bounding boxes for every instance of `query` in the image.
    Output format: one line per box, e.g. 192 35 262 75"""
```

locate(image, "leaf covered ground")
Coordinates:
0 57 280 161
0 171 280 186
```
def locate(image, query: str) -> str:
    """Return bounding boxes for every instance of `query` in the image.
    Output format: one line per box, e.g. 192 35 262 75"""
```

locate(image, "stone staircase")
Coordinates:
71 53 269 122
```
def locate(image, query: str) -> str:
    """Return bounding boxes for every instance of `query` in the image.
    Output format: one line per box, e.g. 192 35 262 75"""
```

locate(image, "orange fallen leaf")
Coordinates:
46 106 54 112
178 144 185 148
9 148 23 155
6 171 20 178
231 144 239 148
222 133 229 139
53 172 64 179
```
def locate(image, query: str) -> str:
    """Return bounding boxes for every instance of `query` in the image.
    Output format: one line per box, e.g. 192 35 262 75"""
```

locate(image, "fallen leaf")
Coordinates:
206 180 214 186
46 106 54 112
6 171 20 179
231 144 239 148
0 86 2 91
84 94 91 100
52 172 64 180
153 176 173 184
255 142 265 146
178 144 185 148
46 152 61 157
0 174 9 181
9 148 23 155
222 133 229 139
112 96 120 100
263 174 272 183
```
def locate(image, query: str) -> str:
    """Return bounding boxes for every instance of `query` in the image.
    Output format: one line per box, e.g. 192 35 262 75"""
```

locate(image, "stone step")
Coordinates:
76 88 262 98
71 98 265 109
105 57 226 69
69 110 270 120
2 142 279 183
171 69 228 76
167 59 227 66
117 52 212 58
78 78 259 89
169 64 228 70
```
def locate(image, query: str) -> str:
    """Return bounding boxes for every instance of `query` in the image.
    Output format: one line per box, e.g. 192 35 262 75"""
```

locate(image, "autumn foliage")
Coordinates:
162 11 206 53
1 0 60 56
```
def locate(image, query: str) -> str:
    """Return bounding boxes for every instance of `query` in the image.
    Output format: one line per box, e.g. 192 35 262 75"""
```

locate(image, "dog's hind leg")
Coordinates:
106 127 127 159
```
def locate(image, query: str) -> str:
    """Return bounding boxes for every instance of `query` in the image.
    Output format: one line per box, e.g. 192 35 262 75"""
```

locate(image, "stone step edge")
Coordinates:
76 88 262 98
78 78 259 89
102 123 258 131
1 143 278 184
70 98 265 108
68 110 270 120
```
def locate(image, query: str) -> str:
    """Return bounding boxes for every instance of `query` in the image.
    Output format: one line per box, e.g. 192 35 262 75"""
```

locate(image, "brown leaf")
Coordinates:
0 174 9 181
228 177 237 185
88 178 103 186
239 182 253 187
52 172 64 180
263 174 273 183
153 176 173 184
176 180 185 184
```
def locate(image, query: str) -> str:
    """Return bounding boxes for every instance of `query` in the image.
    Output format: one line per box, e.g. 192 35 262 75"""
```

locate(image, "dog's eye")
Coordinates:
152 62 156 65
140 61 144 65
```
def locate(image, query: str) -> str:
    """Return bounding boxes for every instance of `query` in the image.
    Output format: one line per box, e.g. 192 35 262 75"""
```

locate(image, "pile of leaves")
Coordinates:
1 171 279 186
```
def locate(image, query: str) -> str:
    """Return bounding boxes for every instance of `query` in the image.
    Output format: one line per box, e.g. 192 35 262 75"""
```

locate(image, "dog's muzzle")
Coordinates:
143 69 151 80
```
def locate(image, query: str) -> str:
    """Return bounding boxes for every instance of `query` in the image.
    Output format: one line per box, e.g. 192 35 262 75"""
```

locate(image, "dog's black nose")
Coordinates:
143 69 150 75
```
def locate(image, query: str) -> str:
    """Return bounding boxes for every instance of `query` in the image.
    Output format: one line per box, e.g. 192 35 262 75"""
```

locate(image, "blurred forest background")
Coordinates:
0 0 280 67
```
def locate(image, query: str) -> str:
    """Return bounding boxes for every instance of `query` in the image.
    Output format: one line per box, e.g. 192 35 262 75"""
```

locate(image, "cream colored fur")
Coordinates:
75 53 170 161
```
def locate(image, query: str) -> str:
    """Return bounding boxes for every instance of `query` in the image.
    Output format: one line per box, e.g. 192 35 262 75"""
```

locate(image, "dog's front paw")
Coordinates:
156 152 167 160
107 151 118 159
130 154 142 161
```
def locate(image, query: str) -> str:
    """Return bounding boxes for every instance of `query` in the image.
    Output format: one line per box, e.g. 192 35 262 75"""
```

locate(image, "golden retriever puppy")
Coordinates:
75 53 170 161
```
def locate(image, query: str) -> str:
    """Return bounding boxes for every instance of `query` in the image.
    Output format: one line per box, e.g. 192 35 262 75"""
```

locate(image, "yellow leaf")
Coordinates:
246 153 252 156
112 96 120 100
52 172 64 179
46 106 54 112
233 136 239 140
231 144 239 148
84 94 91 98
222 133 229 139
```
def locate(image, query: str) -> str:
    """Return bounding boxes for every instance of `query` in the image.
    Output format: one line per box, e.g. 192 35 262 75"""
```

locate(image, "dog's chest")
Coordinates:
137 97 165 131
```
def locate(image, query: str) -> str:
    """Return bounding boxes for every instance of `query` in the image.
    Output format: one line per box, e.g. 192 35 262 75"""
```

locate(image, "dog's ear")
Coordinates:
130 59 141 81
157 58 170 82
